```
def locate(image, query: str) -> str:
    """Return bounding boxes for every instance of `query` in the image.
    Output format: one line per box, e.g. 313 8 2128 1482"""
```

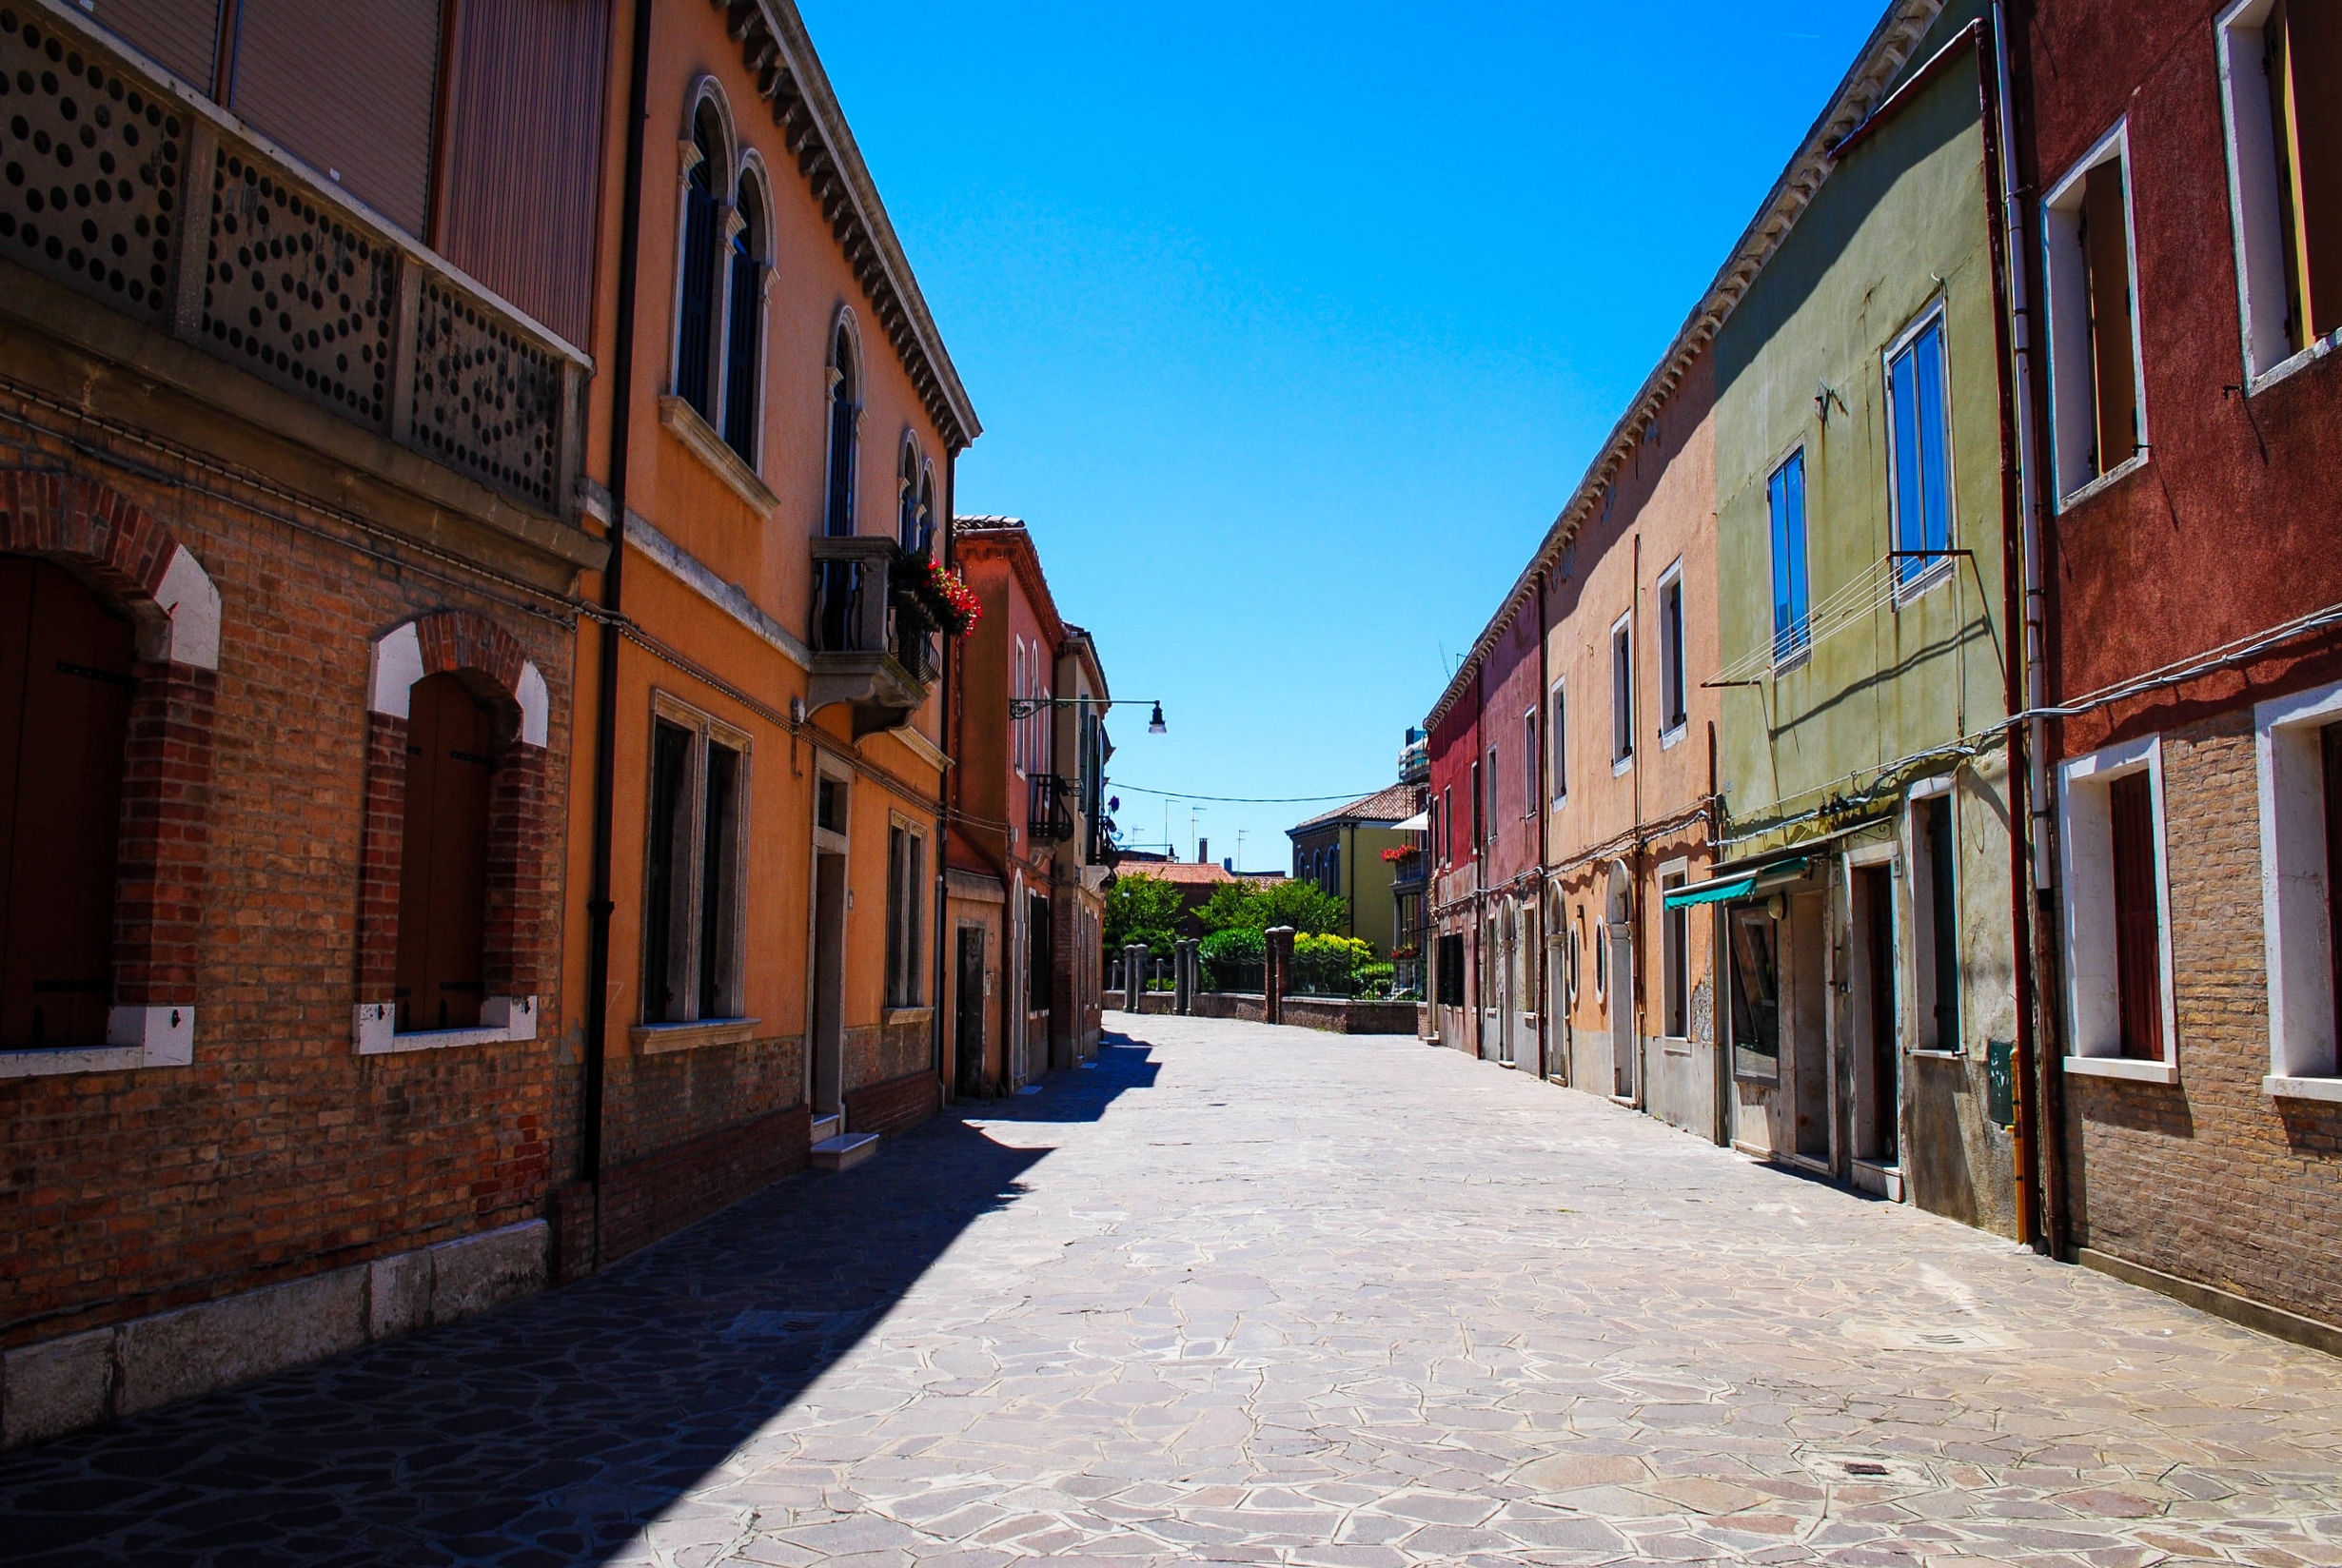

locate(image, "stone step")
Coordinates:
810 1132 878 1171
809 1112 841 1145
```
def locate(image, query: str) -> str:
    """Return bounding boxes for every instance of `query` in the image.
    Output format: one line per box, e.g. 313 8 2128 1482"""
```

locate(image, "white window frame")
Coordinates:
640 690 753 1030
1522 707 1539 820
1903 774 1959 1055
1658 857 1690 1041
1548 678 1568 808
1013 638 1027 776
2042 122 2151 510
1485 744 1499 844
2217 0 2342 392
885 813 928 1011
2255 677 2342 1100
1882 300 1958 606
1656 559 1687 747
2057 734 2179 1083
1610 611 1634 774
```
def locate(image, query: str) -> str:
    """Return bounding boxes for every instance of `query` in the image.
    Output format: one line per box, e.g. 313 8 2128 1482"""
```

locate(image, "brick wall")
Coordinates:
845 1068 939 1141
576 1104 813 1271
2062 706 2342 1327
0 397 576 1351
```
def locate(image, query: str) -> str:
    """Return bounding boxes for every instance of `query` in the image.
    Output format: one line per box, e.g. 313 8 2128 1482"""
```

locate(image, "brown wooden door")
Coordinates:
395 673 494 1031
0 558 134 1049
2109 772 2165 1061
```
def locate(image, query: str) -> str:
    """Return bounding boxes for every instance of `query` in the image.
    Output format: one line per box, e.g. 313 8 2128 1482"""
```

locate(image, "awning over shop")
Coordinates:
1662 856 1812 910
1662 874 1755 909
1390 811 1429 833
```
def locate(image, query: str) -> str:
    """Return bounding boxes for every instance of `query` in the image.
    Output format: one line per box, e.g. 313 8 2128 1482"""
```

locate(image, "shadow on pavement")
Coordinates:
0 1046 1160 1568
953 1036 1159 1125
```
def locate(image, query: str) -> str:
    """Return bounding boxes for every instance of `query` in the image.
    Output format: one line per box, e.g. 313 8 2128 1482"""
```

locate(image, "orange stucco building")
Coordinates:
555 0 979 1270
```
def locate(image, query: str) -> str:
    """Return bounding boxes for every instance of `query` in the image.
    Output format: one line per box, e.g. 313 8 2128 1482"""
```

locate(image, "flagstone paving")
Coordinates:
6 1015 2342 1567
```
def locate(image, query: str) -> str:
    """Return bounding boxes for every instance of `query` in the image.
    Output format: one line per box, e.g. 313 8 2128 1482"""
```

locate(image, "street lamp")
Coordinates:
1006 696 1170 735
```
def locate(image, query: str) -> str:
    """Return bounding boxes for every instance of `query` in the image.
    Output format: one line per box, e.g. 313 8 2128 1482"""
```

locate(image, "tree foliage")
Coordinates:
1192 877 1349 940
1103 872 1184 957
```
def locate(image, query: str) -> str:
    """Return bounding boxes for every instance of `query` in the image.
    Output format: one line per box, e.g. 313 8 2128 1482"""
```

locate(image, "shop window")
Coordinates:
2044 127 2147 501
394 674 496 1033
2219 0 2342 380
0 558 133 1049
1660 865 1688 1039
1728 905 1781 1082
641 703 747 1025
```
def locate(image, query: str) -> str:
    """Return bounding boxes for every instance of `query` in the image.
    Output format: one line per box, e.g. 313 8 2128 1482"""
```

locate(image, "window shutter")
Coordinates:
0 559 134 1049
226 0 443 236
89 0 222 90
2108 772 2164 1061
2079 161 2139 474
394 674 494 1032
436 0 612 345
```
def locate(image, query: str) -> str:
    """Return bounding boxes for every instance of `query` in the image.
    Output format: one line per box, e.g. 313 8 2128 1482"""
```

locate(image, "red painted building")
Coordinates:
2013 0 2342 1343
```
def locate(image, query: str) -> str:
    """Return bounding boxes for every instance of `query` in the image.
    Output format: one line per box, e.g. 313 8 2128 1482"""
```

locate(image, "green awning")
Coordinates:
1663 874 1757 909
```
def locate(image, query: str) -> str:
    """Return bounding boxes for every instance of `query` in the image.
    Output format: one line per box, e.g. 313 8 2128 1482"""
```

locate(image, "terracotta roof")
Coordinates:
1113 860 1276 886
1289 782 1421 834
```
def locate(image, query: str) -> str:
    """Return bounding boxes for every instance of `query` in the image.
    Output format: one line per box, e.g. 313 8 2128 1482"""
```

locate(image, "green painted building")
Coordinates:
1706 0 2023 1236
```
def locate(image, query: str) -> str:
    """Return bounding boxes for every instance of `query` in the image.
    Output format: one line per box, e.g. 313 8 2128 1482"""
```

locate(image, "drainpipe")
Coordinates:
1631 530 1646 1109
1978 7 2052 1252
577 0 655 1237
932 467 954 1100
1994 0 2067 1257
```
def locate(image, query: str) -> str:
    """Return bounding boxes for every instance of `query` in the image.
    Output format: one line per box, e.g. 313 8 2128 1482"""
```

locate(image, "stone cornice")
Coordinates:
1424 0 1947 734
718 0 980 453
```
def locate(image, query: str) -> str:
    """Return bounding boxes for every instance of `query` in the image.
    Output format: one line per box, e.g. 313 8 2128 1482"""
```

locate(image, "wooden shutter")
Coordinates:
393 674 494 1031
228 0 444 236
640 718 690 1023
2108 772 2164 1061
697 740 738 1019
90 0 223 91
436 0 611 345
0 559 134 1049
2080 160 2138 476
2280 0 2342 340
2323 723 2342 1054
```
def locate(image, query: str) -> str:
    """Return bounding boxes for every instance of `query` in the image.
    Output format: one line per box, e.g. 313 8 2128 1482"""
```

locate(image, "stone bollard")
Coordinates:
1264 925 1296 1026
1174 939 1197 1015
1124 943 1146 1011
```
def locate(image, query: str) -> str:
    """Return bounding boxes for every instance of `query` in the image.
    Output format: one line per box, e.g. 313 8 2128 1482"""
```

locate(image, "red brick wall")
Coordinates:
846 1068 939 1141
2061 707 2342 1326
574 1104 813 1272
0 398 575 1351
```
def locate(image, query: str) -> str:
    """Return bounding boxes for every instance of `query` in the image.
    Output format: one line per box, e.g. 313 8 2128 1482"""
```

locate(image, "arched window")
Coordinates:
915 465 935 556
720 170 767 461
0 558 134 1049
825 323 858 536
395 673 499 1033
897 439 922 553
676 105 723 420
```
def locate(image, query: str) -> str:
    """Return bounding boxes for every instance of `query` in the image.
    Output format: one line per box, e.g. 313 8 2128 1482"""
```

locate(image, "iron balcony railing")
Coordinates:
1028 773 1073 846
0 5 585 514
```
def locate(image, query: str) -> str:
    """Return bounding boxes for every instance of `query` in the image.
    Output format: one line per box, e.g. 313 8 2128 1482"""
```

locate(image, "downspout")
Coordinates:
1994 0 2067 1256
578 0 654 1233
932 464 954 1099
1631 530 1646 1109
1536 569 1550 1081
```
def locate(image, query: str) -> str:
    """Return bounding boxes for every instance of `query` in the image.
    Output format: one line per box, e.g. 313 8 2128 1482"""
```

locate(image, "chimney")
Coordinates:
1196 837 1209 864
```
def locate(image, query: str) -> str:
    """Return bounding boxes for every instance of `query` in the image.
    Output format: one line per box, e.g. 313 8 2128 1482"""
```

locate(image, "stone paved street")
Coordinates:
6 1015 2342 1568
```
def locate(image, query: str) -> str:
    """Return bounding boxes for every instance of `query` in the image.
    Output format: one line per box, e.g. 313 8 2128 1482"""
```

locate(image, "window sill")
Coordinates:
883 1007 933 1026
2056 450 2149 515
2064 1053 2178 1085
659 395 779 516
1659 723 1687 752
1906 1048 1966 1061
0 1005 196 1077
2264 1074 2342 1104
630 1015 761 1055
358 997 539 1055
1891 557 1954 608
1771 647 1811 677
2247 329 2340 398
1611 754 1634 777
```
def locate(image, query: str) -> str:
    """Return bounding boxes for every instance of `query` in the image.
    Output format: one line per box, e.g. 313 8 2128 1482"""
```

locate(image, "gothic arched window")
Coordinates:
825 323 858 536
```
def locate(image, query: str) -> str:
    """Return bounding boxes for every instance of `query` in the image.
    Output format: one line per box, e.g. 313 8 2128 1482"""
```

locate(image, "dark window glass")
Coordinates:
642 718 692 1024
1924 797 1959 1050
678 111 721 420
721 181 764 460
826 329 857 536
698 742 740 1018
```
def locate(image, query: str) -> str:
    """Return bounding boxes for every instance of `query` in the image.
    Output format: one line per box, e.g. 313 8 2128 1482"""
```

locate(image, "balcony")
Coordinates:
808 536 935 735
1028 774 1073 847
0 8 584 519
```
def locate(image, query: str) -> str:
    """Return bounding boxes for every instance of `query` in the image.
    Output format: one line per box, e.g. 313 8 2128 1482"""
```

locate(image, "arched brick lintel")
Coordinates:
0 470 221 671
367 610 548 749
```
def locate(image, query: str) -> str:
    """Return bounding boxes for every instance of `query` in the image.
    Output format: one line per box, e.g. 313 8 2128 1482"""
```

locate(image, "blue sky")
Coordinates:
802 0 1888 872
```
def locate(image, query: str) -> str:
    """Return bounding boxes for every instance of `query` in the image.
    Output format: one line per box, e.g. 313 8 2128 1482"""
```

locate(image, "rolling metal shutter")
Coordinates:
87 0 221 89
228 0 444 236
437 0 611 345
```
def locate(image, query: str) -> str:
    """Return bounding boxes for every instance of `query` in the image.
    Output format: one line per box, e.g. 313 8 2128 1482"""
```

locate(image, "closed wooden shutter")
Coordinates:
2323 723 2342 1053
228 0 444 236
394 673 494 1031
0 559 134 1049
89 0 223 91
2108 772 2164 1061
436 0 611 344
